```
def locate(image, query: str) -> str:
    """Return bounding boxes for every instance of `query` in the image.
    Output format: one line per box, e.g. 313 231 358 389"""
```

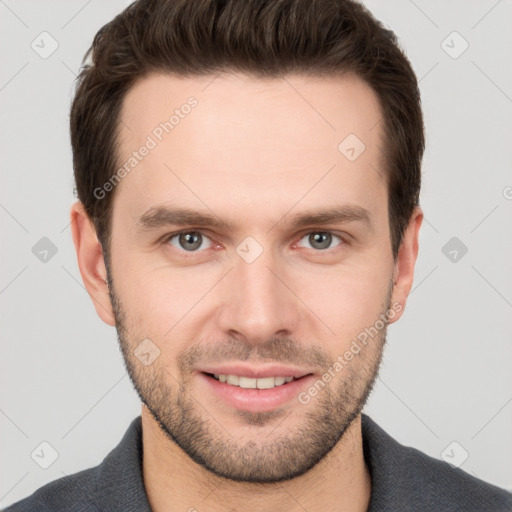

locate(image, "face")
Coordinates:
73 71 421 483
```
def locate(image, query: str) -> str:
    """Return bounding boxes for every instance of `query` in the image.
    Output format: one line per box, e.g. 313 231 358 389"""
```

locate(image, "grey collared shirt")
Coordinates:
4 414 512 511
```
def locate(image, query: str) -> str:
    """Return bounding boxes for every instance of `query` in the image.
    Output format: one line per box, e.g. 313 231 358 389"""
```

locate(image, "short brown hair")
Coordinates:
70 0 424 260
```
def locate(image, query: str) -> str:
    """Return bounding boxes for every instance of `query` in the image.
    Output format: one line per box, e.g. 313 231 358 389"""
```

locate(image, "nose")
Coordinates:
216 243 300 346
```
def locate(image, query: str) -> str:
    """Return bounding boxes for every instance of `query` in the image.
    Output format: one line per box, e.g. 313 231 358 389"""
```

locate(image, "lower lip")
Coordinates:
197 372 314 413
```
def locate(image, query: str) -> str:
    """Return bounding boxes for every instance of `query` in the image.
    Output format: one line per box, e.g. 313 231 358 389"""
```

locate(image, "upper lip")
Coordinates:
198 364 313 379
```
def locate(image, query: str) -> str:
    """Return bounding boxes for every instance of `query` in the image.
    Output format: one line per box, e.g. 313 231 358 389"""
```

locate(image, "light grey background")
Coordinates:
1 0 511 507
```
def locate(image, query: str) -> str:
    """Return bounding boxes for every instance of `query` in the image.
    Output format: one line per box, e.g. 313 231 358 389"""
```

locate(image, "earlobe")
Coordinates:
389 206 423 325
70 201 116 326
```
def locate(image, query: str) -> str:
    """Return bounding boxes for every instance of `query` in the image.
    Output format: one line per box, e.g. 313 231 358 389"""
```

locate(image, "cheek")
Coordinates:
291 259 392 341
112 251 216 338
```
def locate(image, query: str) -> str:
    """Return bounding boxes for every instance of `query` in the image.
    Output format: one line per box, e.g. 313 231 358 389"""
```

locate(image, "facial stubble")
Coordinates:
107 275 391 483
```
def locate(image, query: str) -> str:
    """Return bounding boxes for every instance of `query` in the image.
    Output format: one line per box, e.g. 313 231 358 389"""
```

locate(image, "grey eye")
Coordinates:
168 232 212 252
297 232 343 251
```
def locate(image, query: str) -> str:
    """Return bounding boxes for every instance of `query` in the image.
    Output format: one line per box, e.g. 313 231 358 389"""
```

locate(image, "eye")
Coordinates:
166 231 213 252
296 231 344 251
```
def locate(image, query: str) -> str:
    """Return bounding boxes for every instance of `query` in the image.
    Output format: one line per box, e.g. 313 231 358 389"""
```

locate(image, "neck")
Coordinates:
141 406 371 512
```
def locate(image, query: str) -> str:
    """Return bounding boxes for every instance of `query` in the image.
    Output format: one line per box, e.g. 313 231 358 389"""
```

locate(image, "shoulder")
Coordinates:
396 441 512 511
361 414 512 512
2 466 101 512
3 416 149 512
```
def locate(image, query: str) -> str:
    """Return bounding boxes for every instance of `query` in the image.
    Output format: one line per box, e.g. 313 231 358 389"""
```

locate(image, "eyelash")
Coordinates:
161 229 348 257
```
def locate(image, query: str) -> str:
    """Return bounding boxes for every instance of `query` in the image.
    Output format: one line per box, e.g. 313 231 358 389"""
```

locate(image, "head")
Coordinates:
70 0 424 483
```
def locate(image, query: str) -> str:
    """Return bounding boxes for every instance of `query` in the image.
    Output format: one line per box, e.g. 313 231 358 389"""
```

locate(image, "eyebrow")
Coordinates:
136 205 372 232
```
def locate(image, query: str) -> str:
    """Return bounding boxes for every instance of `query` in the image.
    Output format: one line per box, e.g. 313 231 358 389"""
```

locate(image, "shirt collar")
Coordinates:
95 416 152 511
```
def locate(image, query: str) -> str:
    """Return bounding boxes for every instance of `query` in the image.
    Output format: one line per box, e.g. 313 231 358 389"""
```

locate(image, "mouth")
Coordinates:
202 372 306 389
198 370 315 413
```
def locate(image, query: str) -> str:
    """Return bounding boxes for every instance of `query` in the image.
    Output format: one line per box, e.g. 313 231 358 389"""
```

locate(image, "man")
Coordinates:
5 0 512 511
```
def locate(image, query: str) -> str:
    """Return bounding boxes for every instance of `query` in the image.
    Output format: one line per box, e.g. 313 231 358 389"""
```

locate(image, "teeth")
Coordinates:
226 374 239 386
211 374 296 389
239 376 257 389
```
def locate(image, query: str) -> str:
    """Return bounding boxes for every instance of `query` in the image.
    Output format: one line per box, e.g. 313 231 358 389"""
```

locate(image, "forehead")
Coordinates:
113 71 386 227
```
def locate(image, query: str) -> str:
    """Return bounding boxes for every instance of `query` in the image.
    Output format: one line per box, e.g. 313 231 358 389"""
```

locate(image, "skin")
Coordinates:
71 71 422 512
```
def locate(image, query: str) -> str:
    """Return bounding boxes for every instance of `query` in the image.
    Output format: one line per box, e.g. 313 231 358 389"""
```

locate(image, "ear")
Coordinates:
388 206 423 325
70 201 115 326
